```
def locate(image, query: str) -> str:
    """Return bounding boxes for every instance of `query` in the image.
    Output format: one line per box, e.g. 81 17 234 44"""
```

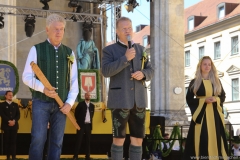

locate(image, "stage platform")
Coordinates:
0 100 166 159
0 155 108 159
0 102 150 134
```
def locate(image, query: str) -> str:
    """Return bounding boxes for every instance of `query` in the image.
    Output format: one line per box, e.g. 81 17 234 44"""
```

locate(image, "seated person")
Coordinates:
160 133 170 152
172 137 186 151
232 136 240 157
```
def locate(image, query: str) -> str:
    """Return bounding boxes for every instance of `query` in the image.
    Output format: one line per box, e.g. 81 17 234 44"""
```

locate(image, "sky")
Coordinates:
106 0 202 42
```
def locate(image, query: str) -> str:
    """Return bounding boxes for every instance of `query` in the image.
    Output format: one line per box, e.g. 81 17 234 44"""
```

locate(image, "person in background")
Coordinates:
0 91 20 160
73 92 95 160
184 56 228 160
22 13 79 160
181 137 186 151
102 16 154 160
232 136 240 157
161 133 170 152
236 128 240 136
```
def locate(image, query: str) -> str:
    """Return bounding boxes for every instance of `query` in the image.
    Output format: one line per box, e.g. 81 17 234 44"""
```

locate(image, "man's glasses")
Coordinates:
121 27 132 32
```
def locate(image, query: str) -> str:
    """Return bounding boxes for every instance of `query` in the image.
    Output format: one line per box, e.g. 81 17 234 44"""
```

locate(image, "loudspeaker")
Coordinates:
150 116 165 135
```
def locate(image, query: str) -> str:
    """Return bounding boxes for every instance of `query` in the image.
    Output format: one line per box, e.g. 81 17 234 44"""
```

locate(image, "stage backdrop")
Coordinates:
0 60 19 100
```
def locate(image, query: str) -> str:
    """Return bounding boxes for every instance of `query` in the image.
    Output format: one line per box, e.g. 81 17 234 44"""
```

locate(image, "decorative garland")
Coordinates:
148 127 235 157
15 99 33 119
23 100 32 119
225 128 229 139
78 69 100 102
0 60 19 100
148 124 182 157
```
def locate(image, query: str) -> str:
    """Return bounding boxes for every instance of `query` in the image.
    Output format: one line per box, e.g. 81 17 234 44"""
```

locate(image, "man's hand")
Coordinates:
8 120 15 126
131 71 145 80
60 103 71 115
205 97 217 104
43 87 57 98
125 48 136 61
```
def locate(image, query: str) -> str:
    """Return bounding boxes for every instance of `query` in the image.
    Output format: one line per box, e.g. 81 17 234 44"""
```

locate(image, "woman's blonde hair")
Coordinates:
46 14 66 27
192 56 222 96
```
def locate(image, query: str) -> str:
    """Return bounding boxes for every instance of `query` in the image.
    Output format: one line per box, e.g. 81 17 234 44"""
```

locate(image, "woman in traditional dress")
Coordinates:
184 56 228 160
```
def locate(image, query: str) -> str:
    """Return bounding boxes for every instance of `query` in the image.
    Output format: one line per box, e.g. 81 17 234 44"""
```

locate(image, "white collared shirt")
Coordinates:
84 101 91 123
161 142 170 150
233 146 240 156
22 39 79 107
6 100 12 105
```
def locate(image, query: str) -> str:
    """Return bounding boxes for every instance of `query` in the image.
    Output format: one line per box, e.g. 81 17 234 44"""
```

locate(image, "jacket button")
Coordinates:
130 68 133 72
130 78 133 80
131 88 134 90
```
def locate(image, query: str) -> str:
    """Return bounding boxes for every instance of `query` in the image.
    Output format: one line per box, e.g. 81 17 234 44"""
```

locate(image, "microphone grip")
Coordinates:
128 40 134 70
128 41 131 49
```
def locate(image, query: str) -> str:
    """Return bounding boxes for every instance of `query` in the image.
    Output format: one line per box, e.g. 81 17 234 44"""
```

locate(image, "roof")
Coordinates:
132 25 150 45
185 0 240 34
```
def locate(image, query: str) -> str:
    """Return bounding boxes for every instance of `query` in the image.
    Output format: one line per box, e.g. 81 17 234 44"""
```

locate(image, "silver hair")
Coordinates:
46 14 66 27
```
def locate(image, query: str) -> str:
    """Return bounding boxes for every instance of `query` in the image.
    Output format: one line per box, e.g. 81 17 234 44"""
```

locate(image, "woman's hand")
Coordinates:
205 97 216 103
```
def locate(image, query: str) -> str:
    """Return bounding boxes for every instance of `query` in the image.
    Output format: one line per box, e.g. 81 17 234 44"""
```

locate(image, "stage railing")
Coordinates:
145 123 240 159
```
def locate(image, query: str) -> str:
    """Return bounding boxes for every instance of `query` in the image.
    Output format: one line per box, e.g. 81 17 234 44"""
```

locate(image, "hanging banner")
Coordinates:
78 69 100 102
0 60 19 99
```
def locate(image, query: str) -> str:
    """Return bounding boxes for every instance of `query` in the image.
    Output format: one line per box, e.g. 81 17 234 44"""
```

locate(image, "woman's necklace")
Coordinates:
202 75 209 80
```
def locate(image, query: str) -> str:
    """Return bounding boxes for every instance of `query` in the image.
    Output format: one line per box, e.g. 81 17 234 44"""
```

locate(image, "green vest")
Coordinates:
32 40 72 102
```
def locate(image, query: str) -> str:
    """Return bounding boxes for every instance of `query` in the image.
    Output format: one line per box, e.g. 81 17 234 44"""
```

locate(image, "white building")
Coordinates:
184 0 240 135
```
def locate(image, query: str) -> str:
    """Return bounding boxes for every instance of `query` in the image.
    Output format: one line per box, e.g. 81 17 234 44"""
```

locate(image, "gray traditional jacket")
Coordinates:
102 42 154 109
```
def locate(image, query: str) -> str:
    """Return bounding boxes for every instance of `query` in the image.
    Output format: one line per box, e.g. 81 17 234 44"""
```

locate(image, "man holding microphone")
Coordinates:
102 17 154 160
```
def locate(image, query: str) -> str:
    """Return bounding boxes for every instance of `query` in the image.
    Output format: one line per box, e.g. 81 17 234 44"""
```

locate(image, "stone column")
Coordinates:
93 4 103 101
0 0 16 64
150 0 186 125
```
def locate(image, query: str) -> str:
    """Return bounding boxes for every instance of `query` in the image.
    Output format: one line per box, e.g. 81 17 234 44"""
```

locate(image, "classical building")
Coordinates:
184 0 240 135
131 1 186 132
133 0 240 135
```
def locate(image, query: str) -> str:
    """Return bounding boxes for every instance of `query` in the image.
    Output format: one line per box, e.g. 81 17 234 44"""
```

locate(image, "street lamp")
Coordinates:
40 0 51 10
124 0 139 13
68 0 83 13
24 14 36 37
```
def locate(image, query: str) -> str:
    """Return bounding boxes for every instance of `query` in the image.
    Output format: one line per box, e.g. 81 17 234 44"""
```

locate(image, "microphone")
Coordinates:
127 35 132 49
127 35 134 72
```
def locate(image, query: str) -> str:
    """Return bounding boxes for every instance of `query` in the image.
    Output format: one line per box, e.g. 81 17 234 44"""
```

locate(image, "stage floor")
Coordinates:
0 155 108 159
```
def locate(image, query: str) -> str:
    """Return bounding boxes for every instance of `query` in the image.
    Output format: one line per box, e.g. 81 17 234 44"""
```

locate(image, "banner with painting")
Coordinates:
0 60 19 99
78 69 100 102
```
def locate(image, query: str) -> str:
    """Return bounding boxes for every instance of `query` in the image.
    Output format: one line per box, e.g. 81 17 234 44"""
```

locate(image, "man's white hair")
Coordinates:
46 14 66 27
